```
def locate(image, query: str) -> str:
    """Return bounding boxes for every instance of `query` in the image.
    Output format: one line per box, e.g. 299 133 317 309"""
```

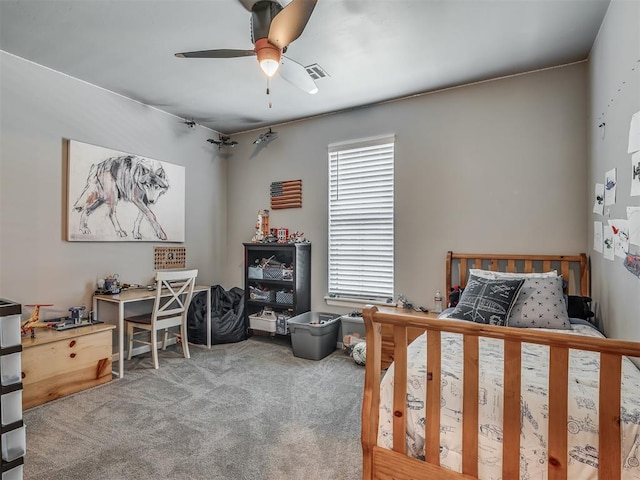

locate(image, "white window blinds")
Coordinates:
328 136 394 301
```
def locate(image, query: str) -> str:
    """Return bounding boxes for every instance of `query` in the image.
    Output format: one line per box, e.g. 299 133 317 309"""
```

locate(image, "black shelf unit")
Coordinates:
1 300 24 479
243 242 311 334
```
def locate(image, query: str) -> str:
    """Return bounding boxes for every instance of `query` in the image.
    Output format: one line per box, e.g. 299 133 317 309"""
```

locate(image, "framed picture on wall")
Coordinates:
66 139 185 242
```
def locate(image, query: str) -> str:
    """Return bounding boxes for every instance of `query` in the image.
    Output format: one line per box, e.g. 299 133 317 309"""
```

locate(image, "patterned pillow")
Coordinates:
448 275 525 326
507 276 570 329
469 268 557 279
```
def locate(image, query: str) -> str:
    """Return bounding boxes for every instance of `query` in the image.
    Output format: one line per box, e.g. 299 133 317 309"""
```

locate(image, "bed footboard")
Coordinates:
361 305 640 480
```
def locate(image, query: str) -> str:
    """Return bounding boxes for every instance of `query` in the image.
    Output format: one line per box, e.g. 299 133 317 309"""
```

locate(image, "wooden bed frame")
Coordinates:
377 252 591 370
361 252 640 480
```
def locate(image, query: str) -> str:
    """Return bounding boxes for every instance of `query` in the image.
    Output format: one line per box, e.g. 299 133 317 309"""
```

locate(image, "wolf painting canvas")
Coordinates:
67 140 185 242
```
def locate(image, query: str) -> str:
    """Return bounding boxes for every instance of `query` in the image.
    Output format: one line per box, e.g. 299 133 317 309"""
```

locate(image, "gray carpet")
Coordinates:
23 336 365 480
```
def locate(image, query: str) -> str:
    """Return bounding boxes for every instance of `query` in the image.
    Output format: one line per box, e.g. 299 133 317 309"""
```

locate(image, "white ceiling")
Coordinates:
0 0 610 135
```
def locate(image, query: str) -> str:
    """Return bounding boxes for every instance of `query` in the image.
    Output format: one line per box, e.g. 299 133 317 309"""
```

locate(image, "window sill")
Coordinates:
323 295 396 309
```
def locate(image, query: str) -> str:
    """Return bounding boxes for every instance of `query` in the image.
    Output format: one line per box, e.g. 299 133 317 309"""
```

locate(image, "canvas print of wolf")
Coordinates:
67 140 185 242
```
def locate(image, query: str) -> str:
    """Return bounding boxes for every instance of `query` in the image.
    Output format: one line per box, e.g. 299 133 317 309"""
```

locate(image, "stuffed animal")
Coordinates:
448 285 463 308
567 295 594 321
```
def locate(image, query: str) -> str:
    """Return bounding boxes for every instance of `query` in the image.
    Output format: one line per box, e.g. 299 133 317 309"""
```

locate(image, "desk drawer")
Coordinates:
22 330 112 409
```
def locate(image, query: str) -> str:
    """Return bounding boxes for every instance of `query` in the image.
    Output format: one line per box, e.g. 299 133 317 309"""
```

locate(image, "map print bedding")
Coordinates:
378 323 640 479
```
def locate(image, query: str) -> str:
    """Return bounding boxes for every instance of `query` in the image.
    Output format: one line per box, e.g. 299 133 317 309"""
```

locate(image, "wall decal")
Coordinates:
594 221 603 253
604 168 617 206
593 183 605 215
608 219 629 259
629 110 640 154
603 225 615 261
631 151 640 197
628 207 640 247
623 253 640 279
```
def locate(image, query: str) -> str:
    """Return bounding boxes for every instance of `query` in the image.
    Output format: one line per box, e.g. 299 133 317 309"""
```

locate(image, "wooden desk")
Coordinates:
93 285 211 379
21 323 115 409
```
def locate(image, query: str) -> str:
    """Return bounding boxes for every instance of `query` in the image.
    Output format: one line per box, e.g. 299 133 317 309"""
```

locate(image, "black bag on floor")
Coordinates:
187 285 247 345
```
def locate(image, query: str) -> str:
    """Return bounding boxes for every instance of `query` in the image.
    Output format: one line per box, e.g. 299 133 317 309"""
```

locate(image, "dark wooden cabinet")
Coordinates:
244 242 311 334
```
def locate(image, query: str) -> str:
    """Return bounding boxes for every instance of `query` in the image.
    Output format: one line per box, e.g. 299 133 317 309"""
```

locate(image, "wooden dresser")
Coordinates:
21 323 115 409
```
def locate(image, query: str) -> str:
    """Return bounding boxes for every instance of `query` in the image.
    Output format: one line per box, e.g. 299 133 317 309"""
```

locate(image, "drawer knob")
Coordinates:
69 340 76 348
70 353 76 358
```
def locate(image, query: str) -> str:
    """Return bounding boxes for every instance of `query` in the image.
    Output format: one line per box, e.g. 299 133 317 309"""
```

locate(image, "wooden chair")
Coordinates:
125 269 198 369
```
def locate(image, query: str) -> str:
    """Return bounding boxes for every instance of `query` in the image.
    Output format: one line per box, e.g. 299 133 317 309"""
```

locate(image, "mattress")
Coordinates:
377 322 640 479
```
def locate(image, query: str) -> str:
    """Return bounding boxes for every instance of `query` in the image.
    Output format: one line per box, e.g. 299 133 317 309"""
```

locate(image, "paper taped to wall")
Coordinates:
629 111 640 154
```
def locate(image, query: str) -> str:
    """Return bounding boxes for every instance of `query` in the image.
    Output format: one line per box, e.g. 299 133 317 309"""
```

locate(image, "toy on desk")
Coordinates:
96 274 121 294
21 303 54 338
49 306 95 331
69 306 86 325
104 274 121 294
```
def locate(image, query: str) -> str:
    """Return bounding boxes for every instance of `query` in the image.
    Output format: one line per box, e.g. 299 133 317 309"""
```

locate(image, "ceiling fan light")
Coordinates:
255 38 281 77
260 58 280 77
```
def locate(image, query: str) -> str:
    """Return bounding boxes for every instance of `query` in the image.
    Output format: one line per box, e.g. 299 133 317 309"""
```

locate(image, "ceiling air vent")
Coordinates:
305 63 329 80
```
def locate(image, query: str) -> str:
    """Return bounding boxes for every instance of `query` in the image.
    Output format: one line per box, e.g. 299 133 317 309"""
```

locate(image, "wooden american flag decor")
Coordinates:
270 180 302 209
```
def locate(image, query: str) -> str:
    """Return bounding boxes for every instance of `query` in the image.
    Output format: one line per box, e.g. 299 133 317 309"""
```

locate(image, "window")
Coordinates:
328 135 394 302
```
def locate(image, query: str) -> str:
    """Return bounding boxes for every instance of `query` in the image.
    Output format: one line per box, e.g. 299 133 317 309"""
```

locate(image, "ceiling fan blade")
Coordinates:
268 0 317 49
175 49 256 59
279 56 318 94
237 0 257 12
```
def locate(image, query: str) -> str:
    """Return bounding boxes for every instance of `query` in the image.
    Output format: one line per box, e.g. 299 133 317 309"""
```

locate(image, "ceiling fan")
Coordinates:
208 135 239 149
175 0 318 95
253 128 278 144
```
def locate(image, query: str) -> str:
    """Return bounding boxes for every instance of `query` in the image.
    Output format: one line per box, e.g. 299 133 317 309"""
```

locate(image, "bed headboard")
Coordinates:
445 252 590 297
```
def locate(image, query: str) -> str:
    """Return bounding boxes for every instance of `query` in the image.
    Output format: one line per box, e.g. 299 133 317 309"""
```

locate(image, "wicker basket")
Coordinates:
263 267 284 280
275 291 294 305
248 266 263 279
249 287 275 302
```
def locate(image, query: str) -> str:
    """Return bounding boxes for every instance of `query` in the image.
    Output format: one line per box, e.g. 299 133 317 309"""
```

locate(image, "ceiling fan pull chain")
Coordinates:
267 77 272 109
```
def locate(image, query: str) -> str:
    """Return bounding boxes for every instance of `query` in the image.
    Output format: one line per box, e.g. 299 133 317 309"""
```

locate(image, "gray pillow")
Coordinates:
449 275 525 326
507 276 570 329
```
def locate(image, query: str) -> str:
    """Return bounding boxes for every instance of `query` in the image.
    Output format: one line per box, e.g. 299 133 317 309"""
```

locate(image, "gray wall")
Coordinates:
0 52 228 317
588 0 640 340
1 49 604 333
226 63 590 315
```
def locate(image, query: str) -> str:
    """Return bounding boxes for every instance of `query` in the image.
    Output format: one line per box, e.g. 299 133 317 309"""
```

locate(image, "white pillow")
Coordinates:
469 268 557 280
